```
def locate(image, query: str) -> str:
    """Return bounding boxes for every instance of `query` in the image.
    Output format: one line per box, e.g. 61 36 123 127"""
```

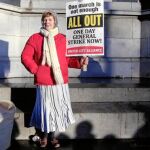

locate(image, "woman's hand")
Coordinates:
80 56 89 71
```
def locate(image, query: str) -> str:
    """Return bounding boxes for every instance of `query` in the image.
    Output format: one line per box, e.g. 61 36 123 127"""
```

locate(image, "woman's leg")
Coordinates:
49 132 55 140
49 132 60 148
39 131 48 148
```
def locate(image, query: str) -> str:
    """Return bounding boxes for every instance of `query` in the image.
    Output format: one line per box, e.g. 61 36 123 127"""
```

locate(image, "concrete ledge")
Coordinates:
0 77 150 88
13 100 150 140
14 111 148 139
14 101 150 114
72 101 150 113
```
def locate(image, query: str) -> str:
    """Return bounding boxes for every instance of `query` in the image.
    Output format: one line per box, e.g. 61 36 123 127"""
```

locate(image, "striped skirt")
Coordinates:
30 84 75 133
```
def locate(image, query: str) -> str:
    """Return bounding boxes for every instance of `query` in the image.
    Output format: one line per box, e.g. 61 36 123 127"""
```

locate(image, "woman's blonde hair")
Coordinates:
41 10 58 27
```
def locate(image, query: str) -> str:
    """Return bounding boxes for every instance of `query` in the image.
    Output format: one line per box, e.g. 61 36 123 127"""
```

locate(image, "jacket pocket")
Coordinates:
35 65 52 84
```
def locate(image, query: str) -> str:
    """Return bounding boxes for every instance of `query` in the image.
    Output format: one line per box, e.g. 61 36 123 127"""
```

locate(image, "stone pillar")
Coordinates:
139 0 150 77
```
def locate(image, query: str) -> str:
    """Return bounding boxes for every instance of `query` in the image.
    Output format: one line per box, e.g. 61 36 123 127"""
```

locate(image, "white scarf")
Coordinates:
40 27 64 84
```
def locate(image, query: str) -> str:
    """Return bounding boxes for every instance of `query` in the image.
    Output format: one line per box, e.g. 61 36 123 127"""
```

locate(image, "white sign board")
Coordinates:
66 0 104 56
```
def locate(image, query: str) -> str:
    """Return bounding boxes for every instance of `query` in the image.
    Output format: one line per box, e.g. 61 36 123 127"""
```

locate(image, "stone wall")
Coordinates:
0 0 150 78
0 0 20 6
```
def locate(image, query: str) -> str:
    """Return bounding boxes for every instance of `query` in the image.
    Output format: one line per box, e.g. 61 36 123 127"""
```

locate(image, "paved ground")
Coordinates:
7 139 150 150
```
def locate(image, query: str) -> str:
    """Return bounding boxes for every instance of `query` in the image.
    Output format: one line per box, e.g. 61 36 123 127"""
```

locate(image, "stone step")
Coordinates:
0 78 150 103
0 86 150 105
14 111 148 140
13 101 150 140
0 78 150 140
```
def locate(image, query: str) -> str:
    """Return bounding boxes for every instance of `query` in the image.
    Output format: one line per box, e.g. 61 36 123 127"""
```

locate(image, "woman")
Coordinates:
21 10 88 148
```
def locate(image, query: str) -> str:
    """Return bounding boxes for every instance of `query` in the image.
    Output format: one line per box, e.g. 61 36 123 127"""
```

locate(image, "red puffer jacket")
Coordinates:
21 33 81 85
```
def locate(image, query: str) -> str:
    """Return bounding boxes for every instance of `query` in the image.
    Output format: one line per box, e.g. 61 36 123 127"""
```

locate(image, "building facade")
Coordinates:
0 0 149 78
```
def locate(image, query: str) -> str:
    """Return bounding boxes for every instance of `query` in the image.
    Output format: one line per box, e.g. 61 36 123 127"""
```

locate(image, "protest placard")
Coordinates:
66 0 104 56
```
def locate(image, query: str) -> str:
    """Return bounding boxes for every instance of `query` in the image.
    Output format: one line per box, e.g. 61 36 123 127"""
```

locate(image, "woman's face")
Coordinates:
43 15 55 30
